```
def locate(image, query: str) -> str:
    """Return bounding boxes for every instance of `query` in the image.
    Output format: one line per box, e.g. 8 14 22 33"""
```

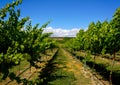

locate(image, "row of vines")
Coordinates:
64 7 120 85
0 0 57 84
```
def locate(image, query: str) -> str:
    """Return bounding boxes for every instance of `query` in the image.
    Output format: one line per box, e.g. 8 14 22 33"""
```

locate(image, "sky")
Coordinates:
0 0 120 37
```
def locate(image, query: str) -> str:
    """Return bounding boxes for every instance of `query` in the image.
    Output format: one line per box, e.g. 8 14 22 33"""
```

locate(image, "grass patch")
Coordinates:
75 51 120 85
43 48 91 85
49 70 76 85
9 60 30 74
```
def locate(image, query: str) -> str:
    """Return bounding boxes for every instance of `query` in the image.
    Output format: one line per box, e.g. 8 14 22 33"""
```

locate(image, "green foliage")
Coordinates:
64 7 120 85
76 29 85 50
65 7 120 55
0 0 57 81
0 0 28 72
22 21 56 65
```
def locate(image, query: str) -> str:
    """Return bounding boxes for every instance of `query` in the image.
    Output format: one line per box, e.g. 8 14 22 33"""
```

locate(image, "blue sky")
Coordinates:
0 0 120 37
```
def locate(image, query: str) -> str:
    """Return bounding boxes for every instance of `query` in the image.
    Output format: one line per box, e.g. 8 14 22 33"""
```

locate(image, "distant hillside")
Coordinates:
50 37 75 40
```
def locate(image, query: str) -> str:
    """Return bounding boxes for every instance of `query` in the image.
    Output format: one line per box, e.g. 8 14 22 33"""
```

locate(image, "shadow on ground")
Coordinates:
76 55 120 85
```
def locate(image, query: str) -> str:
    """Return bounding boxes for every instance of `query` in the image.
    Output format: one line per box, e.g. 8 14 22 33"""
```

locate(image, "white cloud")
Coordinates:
43 27 80 37
84 27 88 31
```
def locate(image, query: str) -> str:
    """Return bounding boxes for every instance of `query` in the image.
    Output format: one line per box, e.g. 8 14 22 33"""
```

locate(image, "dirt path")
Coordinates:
47 48 98 85
62 49 92 85
56 48 109 85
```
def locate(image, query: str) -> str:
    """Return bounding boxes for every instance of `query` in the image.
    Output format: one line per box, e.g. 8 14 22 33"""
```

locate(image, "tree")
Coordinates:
107 8 120 85
0 0 29 79
22 20 56 72
76 29 85 51
0 0 56 81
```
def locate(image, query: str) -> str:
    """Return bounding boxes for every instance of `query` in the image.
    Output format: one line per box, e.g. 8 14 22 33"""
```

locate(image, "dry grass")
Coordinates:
0 49 58 85
49 48 92 85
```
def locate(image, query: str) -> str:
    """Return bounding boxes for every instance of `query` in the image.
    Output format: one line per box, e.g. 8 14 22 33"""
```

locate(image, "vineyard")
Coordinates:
0 0 120 85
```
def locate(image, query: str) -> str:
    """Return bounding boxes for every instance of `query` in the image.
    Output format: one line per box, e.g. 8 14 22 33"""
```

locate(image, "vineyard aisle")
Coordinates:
46 48 105 85
0 48 110 85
